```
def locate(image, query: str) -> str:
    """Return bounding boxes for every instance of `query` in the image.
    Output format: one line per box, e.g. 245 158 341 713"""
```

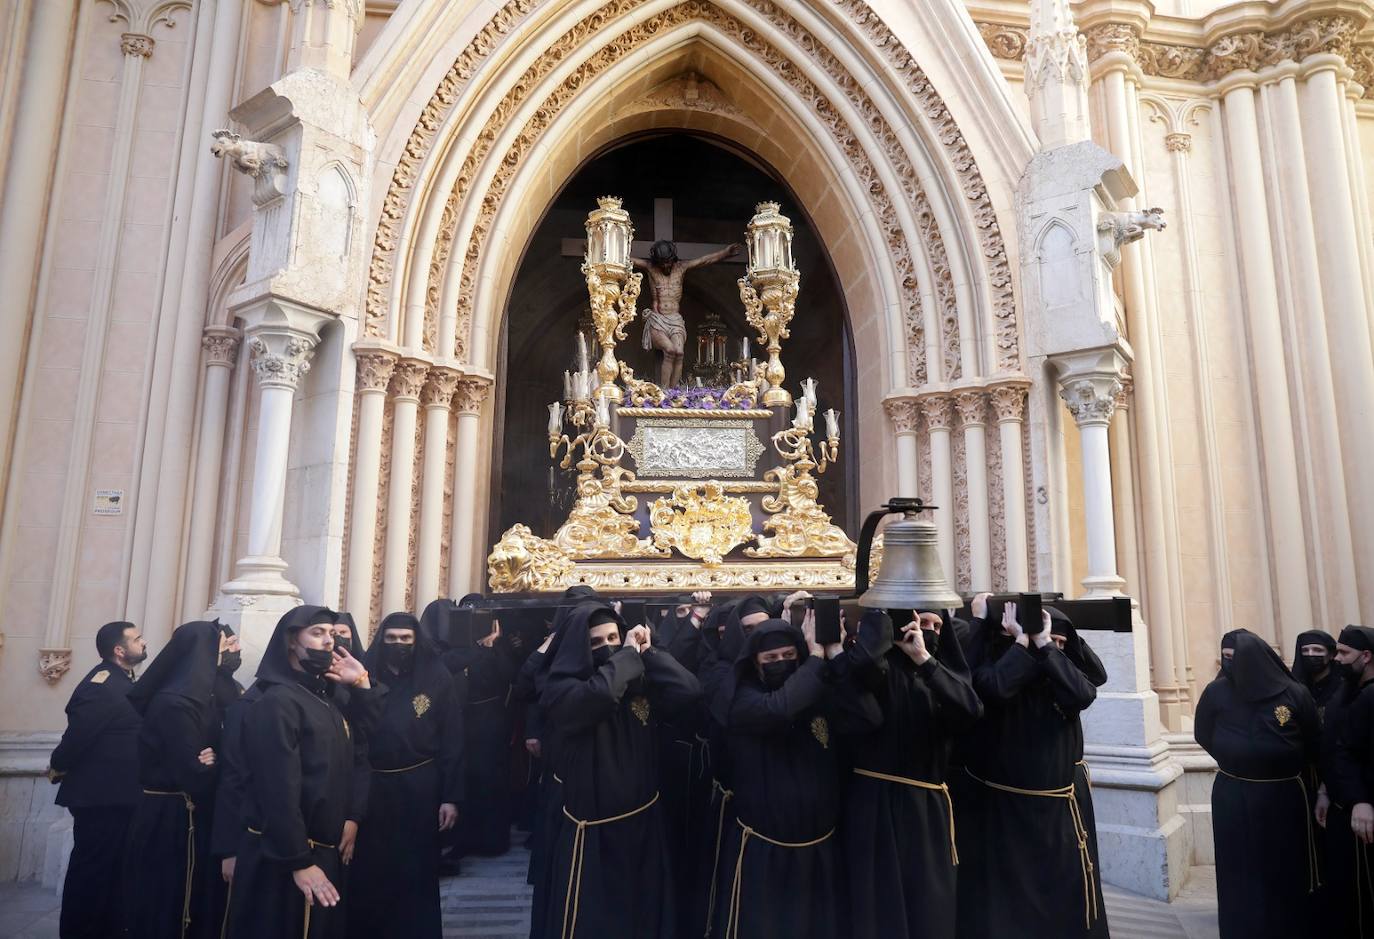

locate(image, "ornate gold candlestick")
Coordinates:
582 196 640 403
748 393 852 560
739 202 800 408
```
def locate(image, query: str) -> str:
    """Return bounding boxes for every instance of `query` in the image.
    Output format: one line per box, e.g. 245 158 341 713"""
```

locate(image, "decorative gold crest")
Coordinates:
630 696 651 726
412 693 432 718
1274 704 1292 727
90 669 109 684
649 482 757 565
810 715 830 749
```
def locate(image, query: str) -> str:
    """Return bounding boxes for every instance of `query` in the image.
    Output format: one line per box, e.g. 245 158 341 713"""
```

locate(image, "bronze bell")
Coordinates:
853 498 962 610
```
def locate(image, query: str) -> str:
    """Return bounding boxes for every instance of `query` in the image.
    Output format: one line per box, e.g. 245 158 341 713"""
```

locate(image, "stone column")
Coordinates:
1053 350 1127 597
955 390 992 591
989 381 1030 591
415 366 459 607
883 397 920 497
1300 58 1374 620
343 347 397 636
380 359 428 615
919 394 956 586
448 378 491 599
1217 75 1315 631
1108 380 1142 596
182 327 241 618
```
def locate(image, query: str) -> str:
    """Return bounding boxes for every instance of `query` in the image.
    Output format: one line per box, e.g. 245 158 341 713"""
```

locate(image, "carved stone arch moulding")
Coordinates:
364 0 1021 384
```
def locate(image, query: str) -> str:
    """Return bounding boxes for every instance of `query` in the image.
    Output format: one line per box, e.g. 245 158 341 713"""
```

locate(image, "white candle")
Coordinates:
577 332 590 372
795 397 811 430
595 395 611 427
548 402 564 436
801 378 818 409
825 408 839 440
741 337 750 361
563 371 573 401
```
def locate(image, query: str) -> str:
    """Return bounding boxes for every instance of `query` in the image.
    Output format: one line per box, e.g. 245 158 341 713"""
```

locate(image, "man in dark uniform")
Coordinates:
49 621 146 939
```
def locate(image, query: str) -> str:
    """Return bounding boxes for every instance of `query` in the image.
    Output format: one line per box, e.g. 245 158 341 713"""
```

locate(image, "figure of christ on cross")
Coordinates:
562 198 745 388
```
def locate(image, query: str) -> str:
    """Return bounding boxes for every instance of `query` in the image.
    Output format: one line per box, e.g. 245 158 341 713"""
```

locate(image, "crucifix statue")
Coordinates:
562 197 743 388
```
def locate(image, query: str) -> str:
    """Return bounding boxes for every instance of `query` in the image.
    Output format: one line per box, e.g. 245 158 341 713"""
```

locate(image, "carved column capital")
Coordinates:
1060 376 1122 427
883 397 920 435
202 326 241 368
389 359 430 402
988 381 1030 423
120 33 155 57
422 366 462 409
953 389 988 427
355 348 399 393
453 377 492 416
918 393 954 432
1164 132 1192 153
1084 23 1141 63
247 331 318 391
1114 376 1134 411
38 648 72 684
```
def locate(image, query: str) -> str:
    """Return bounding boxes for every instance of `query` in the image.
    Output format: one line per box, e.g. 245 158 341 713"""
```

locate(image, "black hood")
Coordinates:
333 612 359 657
1291 629 1336 687
1222 628 1296 702
366 612 448 689
255 605 339 686
126 619 222 715
698 600 739 655
546 602 624 682
419 598 461 650
1340 624 1374 653
732 620 810 683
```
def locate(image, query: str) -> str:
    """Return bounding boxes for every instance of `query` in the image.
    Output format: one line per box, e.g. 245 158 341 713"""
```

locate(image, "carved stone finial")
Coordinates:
39 648 73 684
1024 0 1092 149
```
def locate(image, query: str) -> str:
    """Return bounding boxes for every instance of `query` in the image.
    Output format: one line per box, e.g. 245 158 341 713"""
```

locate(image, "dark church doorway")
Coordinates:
490 132 857 544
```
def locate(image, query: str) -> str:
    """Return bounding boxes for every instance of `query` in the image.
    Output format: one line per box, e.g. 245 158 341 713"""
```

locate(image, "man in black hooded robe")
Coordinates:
347 612 464 939
50 621 146 939
843 610 982 939
1293 628 1342 715
713 615 881 939
955 601 1102 939
1327 624 1374 934
537 602 701 939
228 605 368 939
123 619 228 939
1197 628 1321 938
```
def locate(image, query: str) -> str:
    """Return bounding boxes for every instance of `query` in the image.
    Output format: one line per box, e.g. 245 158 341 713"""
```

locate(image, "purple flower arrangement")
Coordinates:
641 385 756 410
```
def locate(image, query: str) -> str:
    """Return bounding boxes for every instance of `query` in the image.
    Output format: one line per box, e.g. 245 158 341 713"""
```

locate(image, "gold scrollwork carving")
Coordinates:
746 465 855 562
487 524 576 593
649 482 757 566
554 465 666 559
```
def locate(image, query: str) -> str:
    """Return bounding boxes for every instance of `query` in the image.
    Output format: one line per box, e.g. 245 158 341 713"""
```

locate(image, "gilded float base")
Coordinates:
556 557 856 594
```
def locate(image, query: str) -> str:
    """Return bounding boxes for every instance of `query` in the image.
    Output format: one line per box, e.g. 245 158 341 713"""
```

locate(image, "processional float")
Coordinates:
486 197 949 598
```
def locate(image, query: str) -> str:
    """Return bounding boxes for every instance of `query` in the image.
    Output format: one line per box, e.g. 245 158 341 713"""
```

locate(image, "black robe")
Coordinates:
228 606 354 939
713 620 882 939
955 623 1101 939
1331 671 1374 935
123 620 223 939
842 612 982 939
537 602 702 939
51 658 141 939
1196 629 1321 939
348 613 464 939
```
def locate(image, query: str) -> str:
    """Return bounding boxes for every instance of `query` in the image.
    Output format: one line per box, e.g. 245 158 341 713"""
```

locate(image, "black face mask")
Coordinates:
384 644 415 671
592 644 619 668
921 628 940 656
1219 656 1233 679
759 659 798 691
333 635 354 657
299 645 334 676
1303 655 1330 675
218 650 242 675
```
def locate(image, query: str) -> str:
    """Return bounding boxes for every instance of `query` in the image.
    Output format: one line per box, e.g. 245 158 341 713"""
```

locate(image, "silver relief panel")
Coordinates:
625 419 766 478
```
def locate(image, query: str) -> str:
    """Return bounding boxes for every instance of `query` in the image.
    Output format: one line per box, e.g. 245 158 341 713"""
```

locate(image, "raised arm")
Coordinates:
641 646 702 720
682 243 740 270
542 649 646 733
728 657 827 734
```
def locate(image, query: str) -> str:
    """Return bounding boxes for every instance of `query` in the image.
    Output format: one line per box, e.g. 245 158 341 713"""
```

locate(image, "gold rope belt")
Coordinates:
853 767 958 865
374 757 434 774
246 827 337 850
724 817 834 939
1217 768 1321 893
703 780 734 936
1075 759 1092 788
559 791 660 939
964 769 1099 930
470 695 501 706
144 789 196 938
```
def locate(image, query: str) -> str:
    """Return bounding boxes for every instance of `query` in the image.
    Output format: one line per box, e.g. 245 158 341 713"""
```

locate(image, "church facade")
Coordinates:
1 0 1371 899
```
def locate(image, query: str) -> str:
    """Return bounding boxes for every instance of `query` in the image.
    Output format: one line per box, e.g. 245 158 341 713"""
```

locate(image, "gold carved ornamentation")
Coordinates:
413 693 432 717
649 482 757 566
1274 704 1292 727
747 464 854 561
487 524 576 592
630 696 651 725
616 407 773 419
617 362 667 406
810 715 830 749
622 479 780 494
624 418 766 480
550 405 662 559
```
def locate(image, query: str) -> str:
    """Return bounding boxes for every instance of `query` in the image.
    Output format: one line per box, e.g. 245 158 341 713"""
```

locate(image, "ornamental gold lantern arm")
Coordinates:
738 277 766 341
616 270 643 340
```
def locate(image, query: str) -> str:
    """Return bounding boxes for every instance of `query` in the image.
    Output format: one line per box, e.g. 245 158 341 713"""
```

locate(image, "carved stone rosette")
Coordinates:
487 524 576 592
650 482 757 566
39 648 72 684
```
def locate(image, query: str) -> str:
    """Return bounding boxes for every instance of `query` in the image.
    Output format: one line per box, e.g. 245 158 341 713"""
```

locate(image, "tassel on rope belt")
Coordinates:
723 817 834 939
374 757 434 774
144 789 197 938
245 826 337 851
703 780 734 936
1217 768 1322 893
853 768 958 865
964 769 1099 930
559 792 659 939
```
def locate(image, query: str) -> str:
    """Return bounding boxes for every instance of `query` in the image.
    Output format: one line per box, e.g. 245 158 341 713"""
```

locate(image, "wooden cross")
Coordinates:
560 197 746 263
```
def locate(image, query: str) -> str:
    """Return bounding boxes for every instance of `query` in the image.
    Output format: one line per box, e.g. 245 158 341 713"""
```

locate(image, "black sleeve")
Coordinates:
667 621 704 673
438 681 465 805
1036 645 1098 714
513 651 545 704
641 647 702 720
347 721 372 822
340 682 387 738
210 700 250 858
1335 692 1374 806
542 649 646 733
157 699 219 802
820 653 883 734
243 693 312 869
1294 686 1321 767
49 691 119 774
917 659 984 730
1073 637 1109 687
1193 682 1221 756
971 643 1040 703
728 658 827 734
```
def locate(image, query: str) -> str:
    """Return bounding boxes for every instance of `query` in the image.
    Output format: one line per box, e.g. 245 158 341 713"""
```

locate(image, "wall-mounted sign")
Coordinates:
93 489 124 516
